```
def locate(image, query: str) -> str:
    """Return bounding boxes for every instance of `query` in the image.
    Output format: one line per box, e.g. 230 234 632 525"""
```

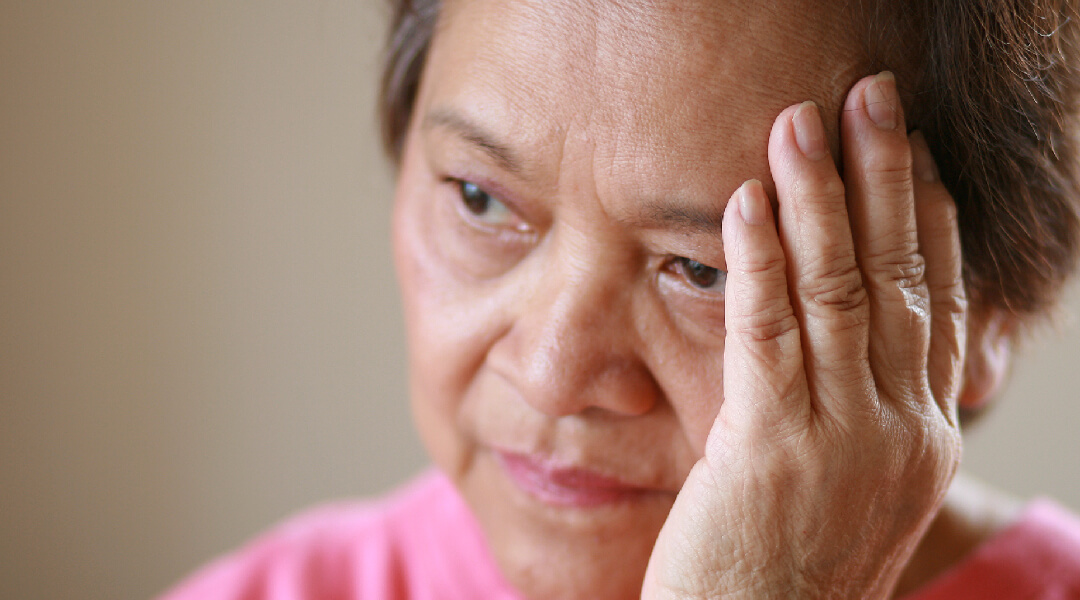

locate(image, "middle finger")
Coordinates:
768 101 873 417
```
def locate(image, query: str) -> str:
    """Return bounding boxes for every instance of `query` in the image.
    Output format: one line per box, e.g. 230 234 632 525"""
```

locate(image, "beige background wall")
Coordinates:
1 3 1078 600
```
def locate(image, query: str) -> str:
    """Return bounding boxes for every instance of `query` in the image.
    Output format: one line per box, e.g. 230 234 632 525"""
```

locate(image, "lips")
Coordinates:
495 450 650 508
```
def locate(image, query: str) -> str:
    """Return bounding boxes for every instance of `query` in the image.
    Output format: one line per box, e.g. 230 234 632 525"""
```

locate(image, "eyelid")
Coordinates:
445 171 529 213
424 141 550 232
447 177 537 237
666 256 728 295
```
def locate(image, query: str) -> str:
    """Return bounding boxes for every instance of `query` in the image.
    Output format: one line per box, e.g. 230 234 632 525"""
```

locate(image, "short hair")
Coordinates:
378 0 1080 324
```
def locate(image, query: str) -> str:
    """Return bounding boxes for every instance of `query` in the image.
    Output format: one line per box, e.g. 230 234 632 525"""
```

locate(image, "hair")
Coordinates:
378 0 1080 325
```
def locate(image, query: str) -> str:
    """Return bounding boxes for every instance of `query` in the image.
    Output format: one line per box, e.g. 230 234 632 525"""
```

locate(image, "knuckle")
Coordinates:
734 298 800 343
929 275 968 310
865 162 914 198
889 250 927 290
738 246 787 279
817 175 848 203
798 257 867 313
915 425 962 484
796 174 846 207
941 428 964 467
901 404 963 467
869 248 928 296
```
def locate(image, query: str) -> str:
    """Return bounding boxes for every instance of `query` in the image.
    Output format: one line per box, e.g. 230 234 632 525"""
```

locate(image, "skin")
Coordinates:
392 0 1017 598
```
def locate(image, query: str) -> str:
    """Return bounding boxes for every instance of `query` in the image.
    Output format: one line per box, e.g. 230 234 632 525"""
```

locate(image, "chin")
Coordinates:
460 450 671 600
488 521 654 600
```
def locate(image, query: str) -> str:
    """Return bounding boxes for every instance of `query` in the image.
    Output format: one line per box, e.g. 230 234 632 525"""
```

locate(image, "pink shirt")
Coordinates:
160 471 1080 600
900 498 1080 600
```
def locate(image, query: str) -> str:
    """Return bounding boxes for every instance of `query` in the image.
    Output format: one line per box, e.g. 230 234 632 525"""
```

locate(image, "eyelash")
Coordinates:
449 178 533 234
446 178 726 295
669 257 727 294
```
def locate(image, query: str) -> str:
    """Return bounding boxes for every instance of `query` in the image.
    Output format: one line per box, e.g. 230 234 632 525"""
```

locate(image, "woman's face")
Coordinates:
394 1 868 598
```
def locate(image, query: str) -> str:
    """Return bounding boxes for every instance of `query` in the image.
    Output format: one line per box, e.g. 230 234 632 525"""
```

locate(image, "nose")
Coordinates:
492 242 661 418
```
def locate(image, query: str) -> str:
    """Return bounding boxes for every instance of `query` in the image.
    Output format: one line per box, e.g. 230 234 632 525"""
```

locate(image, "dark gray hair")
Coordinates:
379 0 1080 323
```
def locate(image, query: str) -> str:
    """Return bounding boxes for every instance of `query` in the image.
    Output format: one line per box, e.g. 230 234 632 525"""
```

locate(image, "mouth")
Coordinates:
494 450 652 508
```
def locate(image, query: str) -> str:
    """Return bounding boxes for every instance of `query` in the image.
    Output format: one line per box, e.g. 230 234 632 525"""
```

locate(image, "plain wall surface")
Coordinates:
1 3 1078 600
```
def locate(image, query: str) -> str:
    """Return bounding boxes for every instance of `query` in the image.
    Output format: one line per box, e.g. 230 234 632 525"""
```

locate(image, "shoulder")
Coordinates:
910 497 1080 600
1002 499 1080 585
156 470 459 600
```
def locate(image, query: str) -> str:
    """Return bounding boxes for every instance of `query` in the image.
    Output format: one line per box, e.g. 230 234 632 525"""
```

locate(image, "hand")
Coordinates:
642 73 966 599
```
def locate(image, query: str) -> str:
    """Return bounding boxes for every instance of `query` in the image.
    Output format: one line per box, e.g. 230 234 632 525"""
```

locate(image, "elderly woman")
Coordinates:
161 0 1080 598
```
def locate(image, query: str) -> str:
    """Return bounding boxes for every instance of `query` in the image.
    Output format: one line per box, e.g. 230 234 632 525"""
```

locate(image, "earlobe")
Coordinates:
958 310 1016 412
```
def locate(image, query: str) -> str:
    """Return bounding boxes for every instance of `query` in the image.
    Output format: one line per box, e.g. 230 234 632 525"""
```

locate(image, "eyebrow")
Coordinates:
421 108 523 173
620 201 726 236
422 107 727 236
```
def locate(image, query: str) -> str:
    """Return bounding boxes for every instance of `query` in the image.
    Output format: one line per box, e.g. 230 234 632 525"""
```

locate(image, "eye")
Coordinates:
458 180 523 229
673 257 727 292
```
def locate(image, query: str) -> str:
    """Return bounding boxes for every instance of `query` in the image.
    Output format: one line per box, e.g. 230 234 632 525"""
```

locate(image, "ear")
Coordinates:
958 310 1017 412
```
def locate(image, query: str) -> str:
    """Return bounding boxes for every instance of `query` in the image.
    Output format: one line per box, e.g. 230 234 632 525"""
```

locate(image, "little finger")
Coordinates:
911 131 968 424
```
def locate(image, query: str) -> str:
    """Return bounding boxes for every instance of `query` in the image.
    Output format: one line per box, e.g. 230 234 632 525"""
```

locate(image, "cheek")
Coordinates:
393 181 504 388
642 329 728 458
392 171 509 472
392 140 729 479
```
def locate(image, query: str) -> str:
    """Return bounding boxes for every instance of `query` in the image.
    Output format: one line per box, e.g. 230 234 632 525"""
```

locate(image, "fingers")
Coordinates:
720 180 807 430
840 73 932 404
910 131 968 424
768 101 873 417
742 73 966 428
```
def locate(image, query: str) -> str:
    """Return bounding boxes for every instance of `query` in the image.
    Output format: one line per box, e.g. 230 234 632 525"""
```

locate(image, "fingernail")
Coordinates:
909 130 939 182
864 71 898 131
738 179 769 225
792 101 828 161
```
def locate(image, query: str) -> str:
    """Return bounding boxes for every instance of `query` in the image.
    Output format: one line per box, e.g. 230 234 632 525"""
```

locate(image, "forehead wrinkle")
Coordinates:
434 0 867 219
579 1 858 175
610 3 854 101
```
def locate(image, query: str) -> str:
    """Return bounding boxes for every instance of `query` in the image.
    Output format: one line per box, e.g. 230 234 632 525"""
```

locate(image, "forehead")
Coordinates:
423 0 866 196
